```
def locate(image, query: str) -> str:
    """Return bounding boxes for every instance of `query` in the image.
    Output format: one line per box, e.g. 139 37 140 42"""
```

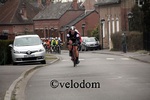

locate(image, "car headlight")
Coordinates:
13 50 20 54
38 49 45 52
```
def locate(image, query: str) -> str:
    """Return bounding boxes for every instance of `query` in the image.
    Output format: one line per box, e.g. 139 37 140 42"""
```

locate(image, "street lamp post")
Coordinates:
101 19 105 50
82 23 85 36
127 12 133 31
65 26 69 42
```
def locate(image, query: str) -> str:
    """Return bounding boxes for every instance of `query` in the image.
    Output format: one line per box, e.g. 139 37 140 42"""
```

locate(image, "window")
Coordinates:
108 20 111 35
112 18 115 34
116 18 119 32
102 22 105 38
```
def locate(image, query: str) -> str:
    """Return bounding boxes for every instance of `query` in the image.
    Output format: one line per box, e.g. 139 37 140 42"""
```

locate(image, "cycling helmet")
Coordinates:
70 26 76 30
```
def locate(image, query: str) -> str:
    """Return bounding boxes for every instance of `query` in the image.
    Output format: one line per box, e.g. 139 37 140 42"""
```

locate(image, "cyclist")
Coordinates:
51 38 56 52
46 38 50 53
67 26 80 64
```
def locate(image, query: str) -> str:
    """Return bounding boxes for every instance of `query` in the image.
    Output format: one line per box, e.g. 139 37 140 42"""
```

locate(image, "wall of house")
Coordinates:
120 0 135 31
59 10 84 27
96 0 136 49
98 4 121 48
0 25 34 34
75 11 99 37
13 24 34 34
0 24 34 39
0 25 13 34
34 19 59 38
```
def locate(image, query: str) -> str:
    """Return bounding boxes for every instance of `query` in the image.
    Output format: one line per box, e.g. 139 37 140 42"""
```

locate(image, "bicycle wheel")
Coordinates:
72 50 76 67
58 46 61 54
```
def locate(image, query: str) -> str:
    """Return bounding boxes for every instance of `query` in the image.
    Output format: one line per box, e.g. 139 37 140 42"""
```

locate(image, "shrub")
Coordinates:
127 31 143 51
0 40 13 65
111 31 143 51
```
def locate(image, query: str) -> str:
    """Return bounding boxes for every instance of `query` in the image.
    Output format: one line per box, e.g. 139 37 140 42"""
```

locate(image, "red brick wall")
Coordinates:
34 20 59 29
13 24 34 34
0 25 33 34
59 10 84 27
75 11 99 37
0 25 13 34
34 20 59 38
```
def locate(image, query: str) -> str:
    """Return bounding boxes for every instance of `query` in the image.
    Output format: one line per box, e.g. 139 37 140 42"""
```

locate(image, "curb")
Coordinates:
4 55 60 100
128 56 150 64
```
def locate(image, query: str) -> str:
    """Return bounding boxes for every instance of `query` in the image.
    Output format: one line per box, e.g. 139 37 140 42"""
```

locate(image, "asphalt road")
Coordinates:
0 64 36 100
25 51 150 100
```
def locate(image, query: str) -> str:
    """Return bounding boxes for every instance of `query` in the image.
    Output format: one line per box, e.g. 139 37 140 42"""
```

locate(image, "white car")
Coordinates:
9 34 46 65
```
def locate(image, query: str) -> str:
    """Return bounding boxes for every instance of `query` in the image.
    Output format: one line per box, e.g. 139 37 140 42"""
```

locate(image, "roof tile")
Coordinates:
33 2 72 20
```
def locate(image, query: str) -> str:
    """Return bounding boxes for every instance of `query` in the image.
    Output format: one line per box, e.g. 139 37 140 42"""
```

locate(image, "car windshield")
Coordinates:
85 38 96 42
14 37 42 46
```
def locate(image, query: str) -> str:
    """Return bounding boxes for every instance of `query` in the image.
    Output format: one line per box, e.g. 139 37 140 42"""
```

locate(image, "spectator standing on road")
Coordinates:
122 33 127 53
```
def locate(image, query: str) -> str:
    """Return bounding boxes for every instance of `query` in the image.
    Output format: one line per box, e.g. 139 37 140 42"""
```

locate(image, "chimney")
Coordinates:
37 0 42 7
46 0 51 6
22 3 27 20
73 0 78 10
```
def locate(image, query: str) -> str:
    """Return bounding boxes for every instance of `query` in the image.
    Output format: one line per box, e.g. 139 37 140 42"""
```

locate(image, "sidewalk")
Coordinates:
0 54 59 100
92 50 150 63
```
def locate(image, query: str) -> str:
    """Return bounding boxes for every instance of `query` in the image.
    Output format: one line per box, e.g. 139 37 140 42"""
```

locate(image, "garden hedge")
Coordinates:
0 40 13 65
111 31 143 51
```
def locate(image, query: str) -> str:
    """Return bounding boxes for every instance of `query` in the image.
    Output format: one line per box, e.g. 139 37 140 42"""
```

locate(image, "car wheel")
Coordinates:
85 47 88 51
41 60 46 64
13 62 17 65
81 46 84 51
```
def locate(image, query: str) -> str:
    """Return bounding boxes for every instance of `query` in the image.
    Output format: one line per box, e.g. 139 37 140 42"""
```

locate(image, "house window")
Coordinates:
102 22 105 38
108 20 111 42
108 20 111 35
116 18 119 32
112 18 115 34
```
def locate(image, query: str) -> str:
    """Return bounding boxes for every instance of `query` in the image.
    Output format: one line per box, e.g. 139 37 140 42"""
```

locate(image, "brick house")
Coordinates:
63 10 99 37
95 0 143 49
33 0 99 43
33 0 84 41
0 0 40 39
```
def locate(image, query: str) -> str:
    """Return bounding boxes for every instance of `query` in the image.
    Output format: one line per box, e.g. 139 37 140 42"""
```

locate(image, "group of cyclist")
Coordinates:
43 37 62 54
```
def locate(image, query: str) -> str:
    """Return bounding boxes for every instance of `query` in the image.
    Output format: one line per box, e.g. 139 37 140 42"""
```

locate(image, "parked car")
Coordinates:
9 34 46 65
78 37 88 51
81 37 101 51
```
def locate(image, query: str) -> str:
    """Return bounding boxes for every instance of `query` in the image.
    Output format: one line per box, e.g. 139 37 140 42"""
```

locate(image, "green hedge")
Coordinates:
111 31 143 51
0 40 13 65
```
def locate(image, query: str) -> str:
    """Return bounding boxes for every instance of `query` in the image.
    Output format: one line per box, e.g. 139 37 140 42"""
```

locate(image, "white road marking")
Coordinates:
121 58 130 60
62 58 130 62
111 76 123 79
79 59 85 61
106 58 115 60
62 59 85 62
